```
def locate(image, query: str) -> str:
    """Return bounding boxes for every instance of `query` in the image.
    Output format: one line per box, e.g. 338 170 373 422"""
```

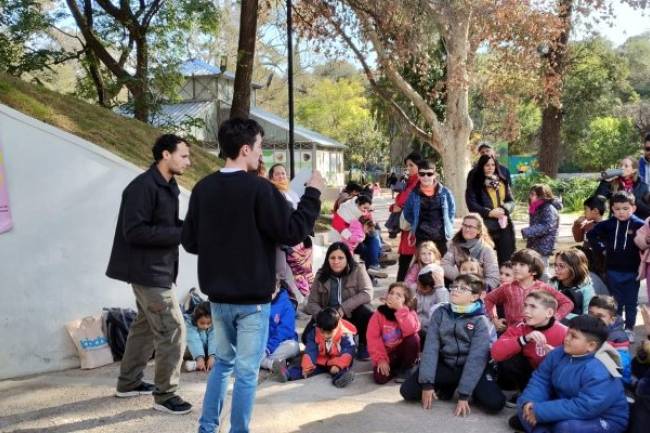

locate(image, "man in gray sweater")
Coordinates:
400 273 506 416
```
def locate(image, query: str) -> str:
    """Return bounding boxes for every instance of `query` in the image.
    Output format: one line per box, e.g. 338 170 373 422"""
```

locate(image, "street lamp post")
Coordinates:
287 0 295 178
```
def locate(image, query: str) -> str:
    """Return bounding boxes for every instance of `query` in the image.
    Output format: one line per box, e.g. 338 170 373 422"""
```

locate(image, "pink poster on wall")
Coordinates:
0 142 12 234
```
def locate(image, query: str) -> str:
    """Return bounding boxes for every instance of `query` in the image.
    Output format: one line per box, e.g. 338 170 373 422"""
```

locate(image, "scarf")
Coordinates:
619 176 635 193
528 198 545 215
450 300 482 315
484 176 505 209
459 238 482 259
484 175 500 190
272 179 290 192
420 183 435 197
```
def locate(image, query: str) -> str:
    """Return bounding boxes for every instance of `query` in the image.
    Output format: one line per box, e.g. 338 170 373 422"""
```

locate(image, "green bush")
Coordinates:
513 173 599 213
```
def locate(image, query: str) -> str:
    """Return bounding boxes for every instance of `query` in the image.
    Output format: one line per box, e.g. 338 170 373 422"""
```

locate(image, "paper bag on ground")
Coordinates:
65 314 114 369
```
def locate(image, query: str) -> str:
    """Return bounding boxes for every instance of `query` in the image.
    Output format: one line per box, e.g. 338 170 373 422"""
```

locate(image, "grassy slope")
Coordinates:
0 73 220 189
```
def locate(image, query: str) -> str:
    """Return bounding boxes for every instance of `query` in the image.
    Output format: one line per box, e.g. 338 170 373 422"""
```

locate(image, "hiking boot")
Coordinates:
508 414 525 432
153 395 193 415
333 370 355 388
505 392 520 408
367 266 388 279
115 382 155 398
379 258 397 268
272 360 289 383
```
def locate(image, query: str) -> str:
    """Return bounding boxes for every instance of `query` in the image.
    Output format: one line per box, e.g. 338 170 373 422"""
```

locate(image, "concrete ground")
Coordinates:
1 193 647 433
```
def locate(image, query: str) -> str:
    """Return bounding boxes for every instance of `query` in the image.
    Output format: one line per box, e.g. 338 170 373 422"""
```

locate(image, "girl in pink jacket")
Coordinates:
634 217 650 301
366 282 421 384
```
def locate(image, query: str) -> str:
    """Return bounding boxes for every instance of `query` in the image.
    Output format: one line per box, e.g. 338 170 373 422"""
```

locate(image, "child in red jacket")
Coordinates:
367 282 421 384
491 290 567 403
279 307 357 388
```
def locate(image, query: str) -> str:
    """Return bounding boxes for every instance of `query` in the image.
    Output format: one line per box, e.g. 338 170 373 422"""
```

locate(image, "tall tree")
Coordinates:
296 0 560 212
63 0 220 122
537 0 573 177
231 0 259 119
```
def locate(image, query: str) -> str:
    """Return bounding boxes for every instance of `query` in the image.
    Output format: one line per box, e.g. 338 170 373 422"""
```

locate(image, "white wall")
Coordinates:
0 104 199 380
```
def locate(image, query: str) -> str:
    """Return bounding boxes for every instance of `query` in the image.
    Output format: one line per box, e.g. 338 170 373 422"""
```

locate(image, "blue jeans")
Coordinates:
198 303 270 433
355 231 381 267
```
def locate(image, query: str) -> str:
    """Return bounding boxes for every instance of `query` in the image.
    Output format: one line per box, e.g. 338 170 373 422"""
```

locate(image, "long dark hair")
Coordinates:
318 242 356 283
472 154 507 196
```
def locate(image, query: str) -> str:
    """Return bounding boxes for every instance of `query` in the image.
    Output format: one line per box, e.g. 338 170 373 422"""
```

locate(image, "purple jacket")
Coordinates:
522 200 561 257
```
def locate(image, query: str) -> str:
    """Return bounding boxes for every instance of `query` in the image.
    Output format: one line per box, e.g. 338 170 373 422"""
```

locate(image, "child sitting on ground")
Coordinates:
513 315 629 433
459 257 484 277
367 282 421 384
184 302 216 372
588 191 645 342
588 295 632 385
415 264 449 345
261 281 300 374
485 249 574 333
331 194 372 253
491 291 567 404
400 273 506 416
500 261 514 285
280 307 356 388
405 241 442 291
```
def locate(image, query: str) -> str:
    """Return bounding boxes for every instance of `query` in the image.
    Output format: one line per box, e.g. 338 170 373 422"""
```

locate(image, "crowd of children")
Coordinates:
177 154 650 432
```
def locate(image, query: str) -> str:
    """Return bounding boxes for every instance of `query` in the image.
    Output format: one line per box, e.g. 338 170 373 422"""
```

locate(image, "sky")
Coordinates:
573 1 650 46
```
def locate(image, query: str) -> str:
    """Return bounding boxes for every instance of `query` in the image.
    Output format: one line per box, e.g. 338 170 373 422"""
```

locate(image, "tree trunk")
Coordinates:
440 128 471 217
538 105 563 176
230 0 259 119
537 0 573 177
85 50 108 107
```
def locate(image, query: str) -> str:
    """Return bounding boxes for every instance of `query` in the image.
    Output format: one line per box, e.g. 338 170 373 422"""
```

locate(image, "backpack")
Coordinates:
181 287 206 315
103 307 137 361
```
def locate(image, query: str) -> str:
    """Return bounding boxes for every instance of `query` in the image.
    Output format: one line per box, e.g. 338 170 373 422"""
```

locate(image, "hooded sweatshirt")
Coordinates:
587 215 645 272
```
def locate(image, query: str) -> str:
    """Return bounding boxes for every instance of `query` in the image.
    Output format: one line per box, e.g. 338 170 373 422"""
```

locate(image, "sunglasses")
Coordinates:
418 171 435 177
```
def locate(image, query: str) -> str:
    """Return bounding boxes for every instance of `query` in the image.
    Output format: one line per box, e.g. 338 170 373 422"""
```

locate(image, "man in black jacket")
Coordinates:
182 118 323 433
106 134 192 415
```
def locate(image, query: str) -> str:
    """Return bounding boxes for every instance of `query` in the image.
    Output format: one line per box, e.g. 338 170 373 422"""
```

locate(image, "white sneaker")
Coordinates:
183 360 197 372
625 329 635 343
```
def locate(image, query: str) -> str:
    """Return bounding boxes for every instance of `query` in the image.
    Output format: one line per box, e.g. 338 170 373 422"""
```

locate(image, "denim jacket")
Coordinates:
402 183 456 240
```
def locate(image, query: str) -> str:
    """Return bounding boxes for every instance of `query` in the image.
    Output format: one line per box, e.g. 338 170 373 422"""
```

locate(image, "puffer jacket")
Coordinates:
418 302 492 399
301 319 357 373
549 277 595 319
305 265 373 318
267 288 298 354
522 199 561 257
366 305 420 366
519 344 628 432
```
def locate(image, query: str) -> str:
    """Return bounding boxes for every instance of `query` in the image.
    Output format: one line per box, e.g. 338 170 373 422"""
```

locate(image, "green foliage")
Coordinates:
620 32 650 98
573 116 639 172
295 76 388 169
513 172 599 213
0 0 66 76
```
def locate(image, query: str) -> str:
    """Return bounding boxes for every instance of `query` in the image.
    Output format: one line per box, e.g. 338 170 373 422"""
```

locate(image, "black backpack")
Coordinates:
103 308 137 361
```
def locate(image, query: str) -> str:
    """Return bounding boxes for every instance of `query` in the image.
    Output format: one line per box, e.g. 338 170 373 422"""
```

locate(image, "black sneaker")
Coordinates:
333 370 355 388
115 382 155 398
508 414 524 432
153 395 193 415
505 392 520 408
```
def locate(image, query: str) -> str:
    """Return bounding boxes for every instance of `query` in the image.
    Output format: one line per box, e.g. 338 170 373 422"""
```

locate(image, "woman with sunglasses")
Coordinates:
402 160 456 257
466 154 516 265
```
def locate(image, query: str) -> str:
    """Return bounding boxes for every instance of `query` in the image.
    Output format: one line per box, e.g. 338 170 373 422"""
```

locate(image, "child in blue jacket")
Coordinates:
184 302 216 372
513 315 629 433
260 282 300 373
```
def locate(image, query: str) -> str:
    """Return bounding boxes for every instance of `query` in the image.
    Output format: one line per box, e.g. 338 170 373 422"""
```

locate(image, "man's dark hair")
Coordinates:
588 295 618 317
644 132 650 143
583 195 607 216
356 195 372 206
568 315 609 348
217 118 265 160
417 159 436 171
511 248 545 280
611 190 635 206
316 307 340 332
477 142 493 151
404 151 423 165
152 134 187 162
